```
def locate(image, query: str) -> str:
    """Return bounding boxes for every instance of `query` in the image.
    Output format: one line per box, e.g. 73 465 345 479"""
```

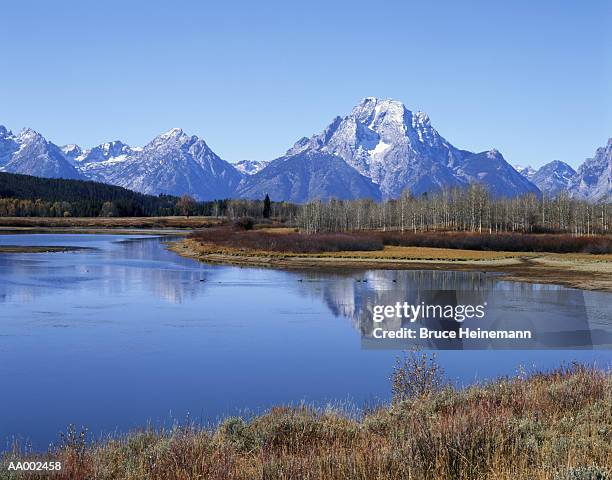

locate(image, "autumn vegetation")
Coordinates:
1 173 611 237
2 356 609 480
191 226 612 255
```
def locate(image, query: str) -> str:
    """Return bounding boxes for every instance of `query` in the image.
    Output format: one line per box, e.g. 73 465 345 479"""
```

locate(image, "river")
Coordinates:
0 233 610 450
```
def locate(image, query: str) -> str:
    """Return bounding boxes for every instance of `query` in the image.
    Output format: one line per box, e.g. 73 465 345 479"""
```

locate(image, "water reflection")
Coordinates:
1 235 610 347
0 234 610 450
0 235 218 305
290 269 610 349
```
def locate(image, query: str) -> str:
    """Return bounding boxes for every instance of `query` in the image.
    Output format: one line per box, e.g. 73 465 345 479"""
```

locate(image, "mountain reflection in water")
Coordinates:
0 234 610 450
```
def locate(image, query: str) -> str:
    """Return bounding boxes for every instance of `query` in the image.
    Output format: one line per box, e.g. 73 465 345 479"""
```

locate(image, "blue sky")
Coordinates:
1 0 610 168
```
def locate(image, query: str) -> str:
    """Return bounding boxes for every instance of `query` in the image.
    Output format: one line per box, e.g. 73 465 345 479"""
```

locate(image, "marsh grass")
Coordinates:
191 227 383 253
191 227 612 255
380 231 612 254
2 361 610 480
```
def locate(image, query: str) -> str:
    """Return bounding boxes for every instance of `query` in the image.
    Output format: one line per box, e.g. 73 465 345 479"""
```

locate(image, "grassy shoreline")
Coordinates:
2 362 610 480
2 218 612 291
170 237 612 292
0 216 220 237
0 216 221 230
0 245 92 253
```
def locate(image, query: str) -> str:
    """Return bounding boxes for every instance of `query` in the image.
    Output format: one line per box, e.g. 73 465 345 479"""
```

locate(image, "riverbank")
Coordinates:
0 216 221 230
170 237 612 292
2 363 609 480
0 245 91 253
0 227 189 236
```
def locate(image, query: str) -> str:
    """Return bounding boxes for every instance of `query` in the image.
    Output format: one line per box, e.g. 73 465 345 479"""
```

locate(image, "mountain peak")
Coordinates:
1 127 82 180
282 98 538 199
352 97 407 124
159 127 185 140
569 138 612 201
357 97 404 109
18 127 44 142
61 144 82 156
548 159 571 168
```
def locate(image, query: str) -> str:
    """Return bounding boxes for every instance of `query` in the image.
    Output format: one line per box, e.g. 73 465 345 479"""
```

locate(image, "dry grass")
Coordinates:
191 227 612 255
321 246 524 260
254 227 297 234
183 240 523 261
3 362 610 480
170 233 612 292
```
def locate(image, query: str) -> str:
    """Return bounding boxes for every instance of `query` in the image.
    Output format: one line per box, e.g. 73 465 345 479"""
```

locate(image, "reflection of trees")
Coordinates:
1 236 608 348
0 237 218 305
294 270 491 349
292 269 602 350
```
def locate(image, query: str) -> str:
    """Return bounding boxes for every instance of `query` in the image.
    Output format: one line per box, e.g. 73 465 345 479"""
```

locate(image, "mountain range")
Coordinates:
515 141 612 202
1 98 610 202
514 160 577 197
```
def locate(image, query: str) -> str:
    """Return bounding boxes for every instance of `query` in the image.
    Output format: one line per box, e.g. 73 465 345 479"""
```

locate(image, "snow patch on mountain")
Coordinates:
234 160 270 175
514 164 537 180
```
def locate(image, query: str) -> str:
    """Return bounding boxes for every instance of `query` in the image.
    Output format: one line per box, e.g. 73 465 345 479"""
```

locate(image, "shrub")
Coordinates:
217 417 257 452
192 227 612 255
391 351 445 403
233 216 254 230
380 231 612 254
191 228 383 253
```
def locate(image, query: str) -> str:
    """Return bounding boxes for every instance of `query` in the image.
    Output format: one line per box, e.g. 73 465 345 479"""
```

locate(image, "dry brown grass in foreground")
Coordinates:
2 359 610 480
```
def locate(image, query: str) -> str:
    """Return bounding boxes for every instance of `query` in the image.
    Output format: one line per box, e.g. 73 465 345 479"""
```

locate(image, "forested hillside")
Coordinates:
0 172 224 217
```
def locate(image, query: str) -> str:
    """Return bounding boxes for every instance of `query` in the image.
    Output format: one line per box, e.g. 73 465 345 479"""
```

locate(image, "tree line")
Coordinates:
295 185 611 235
0 172 231 217
1 172 610 235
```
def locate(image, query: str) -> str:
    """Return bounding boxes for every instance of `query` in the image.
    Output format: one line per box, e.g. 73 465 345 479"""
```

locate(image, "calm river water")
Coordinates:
0 234 610 450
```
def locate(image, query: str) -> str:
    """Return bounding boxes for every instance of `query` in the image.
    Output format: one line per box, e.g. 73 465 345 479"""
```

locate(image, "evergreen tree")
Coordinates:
263 194 271 218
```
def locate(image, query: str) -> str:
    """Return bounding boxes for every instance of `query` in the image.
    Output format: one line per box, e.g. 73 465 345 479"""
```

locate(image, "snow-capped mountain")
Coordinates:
525 161 576 197
569 139 612 202
0 126 83 179
0 126 19 165
287 98 540 199
60 144 83 162
63 140 136 165
1 125 243 200
234 160 269 175
62 140 140 183
236 151 381 203
9 112 611 204
514 164 537 180
82 128 243 200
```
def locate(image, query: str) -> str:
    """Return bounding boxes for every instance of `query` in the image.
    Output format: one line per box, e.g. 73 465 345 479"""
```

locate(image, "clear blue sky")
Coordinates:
1 0 610 168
